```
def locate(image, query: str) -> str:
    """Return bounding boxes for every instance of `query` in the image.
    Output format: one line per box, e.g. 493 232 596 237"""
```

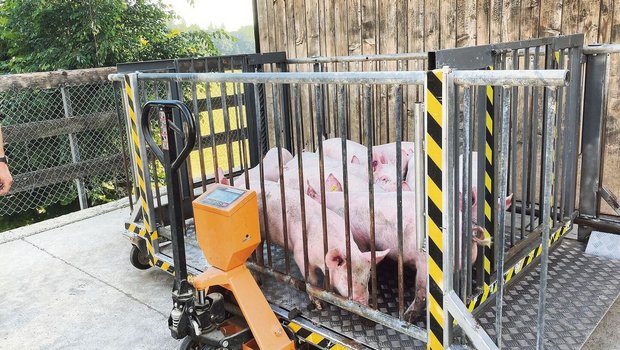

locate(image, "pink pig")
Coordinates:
217 171 390 306
282 152 377 197
307 167 511 322
321 138 370 170
232 147 293 189
372 141 415 175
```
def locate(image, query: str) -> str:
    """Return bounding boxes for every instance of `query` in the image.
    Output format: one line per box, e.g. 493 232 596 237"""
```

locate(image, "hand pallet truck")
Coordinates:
140 100 295 350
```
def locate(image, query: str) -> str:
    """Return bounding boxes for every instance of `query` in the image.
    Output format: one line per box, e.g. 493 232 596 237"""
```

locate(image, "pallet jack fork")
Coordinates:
141 100 294 350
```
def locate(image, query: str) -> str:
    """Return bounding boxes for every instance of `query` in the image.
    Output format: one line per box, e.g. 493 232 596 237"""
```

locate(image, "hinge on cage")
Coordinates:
599 186 620 215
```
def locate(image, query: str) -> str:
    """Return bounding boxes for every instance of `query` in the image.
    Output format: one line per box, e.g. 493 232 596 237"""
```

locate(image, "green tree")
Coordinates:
0 0 229 73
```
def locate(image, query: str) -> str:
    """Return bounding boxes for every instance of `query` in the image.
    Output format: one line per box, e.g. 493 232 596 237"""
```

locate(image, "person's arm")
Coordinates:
0 125 13 195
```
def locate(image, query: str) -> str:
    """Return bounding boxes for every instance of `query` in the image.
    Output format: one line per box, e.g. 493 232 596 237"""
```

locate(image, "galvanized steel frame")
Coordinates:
111 55 591 349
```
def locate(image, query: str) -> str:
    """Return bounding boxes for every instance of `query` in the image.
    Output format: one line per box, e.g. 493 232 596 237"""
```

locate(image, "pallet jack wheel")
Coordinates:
130 245 151 270
179 337 218 350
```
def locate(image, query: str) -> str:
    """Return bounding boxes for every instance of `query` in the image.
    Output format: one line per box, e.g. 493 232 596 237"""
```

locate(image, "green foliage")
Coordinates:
0 0 225 73
0 198 81 232
211 25 256 55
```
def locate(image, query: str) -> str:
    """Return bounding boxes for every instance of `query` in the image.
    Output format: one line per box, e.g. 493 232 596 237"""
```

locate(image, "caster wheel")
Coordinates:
179 337 217 350
130 245 151 270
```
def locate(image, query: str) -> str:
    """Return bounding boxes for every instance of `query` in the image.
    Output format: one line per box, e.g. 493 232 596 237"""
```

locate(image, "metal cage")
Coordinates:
111 35 620 349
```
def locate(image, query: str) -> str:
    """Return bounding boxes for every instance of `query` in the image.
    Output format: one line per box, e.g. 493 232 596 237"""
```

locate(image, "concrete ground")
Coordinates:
1 201 619 350
0 204 180 350
582 295 620 350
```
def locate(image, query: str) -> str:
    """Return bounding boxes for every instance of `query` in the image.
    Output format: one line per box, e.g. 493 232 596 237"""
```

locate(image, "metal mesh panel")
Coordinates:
0 76 130 218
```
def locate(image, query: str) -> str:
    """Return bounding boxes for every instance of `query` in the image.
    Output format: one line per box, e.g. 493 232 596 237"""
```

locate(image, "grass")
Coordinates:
182 81 249 182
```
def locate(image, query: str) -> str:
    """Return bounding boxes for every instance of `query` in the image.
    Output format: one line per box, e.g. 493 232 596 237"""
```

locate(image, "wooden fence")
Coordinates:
255 0 620 215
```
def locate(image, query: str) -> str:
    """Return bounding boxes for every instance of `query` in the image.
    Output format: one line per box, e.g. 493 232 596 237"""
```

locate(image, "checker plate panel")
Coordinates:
476 239 620 349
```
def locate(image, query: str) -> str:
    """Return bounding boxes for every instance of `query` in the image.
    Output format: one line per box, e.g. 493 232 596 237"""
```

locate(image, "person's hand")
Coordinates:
0 162 13 195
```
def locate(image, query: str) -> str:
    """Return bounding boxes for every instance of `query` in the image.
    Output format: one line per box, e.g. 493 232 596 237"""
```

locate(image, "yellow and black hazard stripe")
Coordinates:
124 76 170 273
425 69 446 350
127 222 175 275
467 220 572 311
482 67 495 287
286 321 350 350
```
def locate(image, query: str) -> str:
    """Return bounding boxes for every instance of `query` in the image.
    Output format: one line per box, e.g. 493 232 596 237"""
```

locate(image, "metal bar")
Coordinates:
112 82 134 211
441 68 458 346
538 45 554 229
309 284 429 341
445 291 498 350
277 62 294 151
204 82 219 181
509 51 518 246
452 70 569 87
127 74 158 237
536 86 557 350
219 79 235 186
273 83 291 275
364 84 378 308
253 83 272 266
577 53 608 240
582 44 620 54
61 87 88 210
314 83 331 291
151 156 164 227
414 102 426 254
293 84 310 280
495 87 511 347
521 47 531 240
234 82 251 189
552 51 564 228
190 81 207 192
475 85 486 290
453 85 462 298
286 52 429 64
461 86 473 301
394 84 405 318
338 84 353 299
574 216 620 234
110 71 428 85
529 47 540 231
247 261 428 341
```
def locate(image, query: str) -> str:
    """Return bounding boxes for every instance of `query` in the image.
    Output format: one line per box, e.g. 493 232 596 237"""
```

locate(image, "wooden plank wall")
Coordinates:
256 0 620 215
257 0 617 53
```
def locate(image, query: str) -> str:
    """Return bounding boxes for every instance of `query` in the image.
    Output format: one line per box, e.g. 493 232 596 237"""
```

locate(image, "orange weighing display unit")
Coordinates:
192 184 294 350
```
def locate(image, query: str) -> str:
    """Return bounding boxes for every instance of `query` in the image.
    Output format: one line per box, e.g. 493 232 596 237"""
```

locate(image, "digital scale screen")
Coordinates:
202 187 245 208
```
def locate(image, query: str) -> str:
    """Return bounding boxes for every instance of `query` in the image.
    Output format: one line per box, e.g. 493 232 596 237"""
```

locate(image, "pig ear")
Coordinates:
217 167 229 186
505 193 513 210
361 249 390 264
402 181 412 191
325 248 345 269
372 151 386 166
326 173 342 192
351 155 361 165
306 180 318 199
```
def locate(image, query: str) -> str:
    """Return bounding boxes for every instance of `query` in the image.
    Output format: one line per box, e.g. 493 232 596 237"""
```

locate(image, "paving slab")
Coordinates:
0 208 180 350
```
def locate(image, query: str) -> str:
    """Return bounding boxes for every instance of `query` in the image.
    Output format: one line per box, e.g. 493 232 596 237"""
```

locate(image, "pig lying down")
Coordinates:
216 143 510 322
218 156 389 307
305 174 508 321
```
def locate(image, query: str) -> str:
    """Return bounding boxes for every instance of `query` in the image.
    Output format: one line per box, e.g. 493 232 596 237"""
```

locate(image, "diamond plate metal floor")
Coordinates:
477 239 620 350
160 220 425 349
157 219 619 349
